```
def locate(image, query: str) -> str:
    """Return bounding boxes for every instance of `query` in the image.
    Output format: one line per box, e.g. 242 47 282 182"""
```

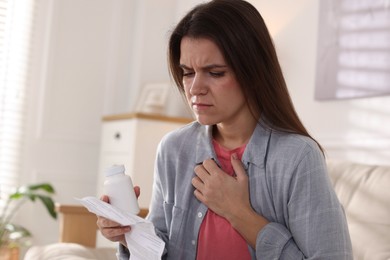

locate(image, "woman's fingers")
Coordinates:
97 216 120 228
100 195 109 203
97 216 130 242
100 225 130 240
134 186 141 198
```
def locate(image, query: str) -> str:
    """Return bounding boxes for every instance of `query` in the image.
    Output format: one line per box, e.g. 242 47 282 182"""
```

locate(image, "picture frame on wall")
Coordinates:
135 83 170 115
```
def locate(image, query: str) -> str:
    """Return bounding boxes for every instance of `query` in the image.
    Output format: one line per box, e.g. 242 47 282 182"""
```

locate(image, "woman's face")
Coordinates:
179 37 250 126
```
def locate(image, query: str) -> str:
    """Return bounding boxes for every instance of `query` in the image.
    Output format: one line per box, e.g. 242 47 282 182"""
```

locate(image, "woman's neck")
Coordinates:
213 115 258 150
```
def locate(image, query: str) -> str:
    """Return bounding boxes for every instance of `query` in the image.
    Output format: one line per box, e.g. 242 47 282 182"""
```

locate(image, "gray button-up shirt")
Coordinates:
118 121 352 260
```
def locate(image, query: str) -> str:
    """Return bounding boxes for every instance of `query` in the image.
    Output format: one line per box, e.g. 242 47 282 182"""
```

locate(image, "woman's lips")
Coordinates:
192 103 212 111
191 97 212 111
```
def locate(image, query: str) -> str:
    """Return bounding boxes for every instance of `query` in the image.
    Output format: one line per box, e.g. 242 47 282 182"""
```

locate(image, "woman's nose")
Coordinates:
189 74 208 96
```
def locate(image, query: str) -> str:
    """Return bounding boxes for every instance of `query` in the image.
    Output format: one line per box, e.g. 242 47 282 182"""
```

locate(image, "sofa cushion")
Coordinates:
327 160 390 260
24 243 117 260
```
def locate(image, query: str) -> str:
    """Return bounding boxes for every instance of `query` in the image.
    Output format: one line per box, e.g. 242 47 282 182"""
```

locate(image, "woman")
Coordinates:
98 1 353 259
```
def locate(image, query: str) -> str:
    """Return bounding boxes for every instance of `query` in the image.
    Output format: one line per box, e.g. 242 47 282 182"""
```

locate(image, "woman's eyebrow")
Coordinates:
179 64 192 70
179 64 228 70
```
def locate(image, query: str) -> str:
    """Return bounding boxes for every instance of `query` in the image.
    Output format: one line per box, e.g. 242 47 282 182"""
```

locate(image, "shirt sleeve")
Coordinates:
255 147 353 259
116 244 130 260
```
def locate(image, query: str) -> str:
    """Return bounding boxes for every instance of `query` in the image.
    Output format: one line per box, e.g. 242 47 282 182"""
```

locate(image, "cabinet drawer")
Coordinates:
100 121 135 152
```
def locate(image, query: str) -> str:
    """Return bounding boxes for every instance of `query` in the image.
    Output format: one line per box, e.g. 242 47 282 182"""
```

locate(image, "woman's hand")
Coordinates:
192 154 251 219
96 186 140 247
192 154 268 248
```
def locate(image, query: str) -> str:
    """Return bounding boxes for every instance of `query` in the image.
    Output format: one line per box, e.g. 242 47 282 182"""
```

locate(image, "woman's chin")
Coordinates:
195 115 218 126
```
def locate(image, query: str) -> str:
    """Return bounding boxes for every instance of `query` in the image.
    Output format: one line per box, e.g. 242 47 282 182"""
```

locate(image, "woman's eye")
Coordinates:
210 71 225 77
183 71 195 77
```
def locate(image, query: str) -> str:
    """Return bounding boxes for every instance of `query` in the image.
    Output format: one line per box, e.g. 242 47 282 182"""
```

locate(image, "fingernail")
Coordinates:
232 153 238 160
124 226 131 232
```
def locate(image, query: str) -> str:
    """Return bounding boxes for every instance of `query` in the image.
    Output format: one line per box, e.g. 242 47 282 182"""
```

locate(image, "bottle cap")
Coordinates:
105 164 125 177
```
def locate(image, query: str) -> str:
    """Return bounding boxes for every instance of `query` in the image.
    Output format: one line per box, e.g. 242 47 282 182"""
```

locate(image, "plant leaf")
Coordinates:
2 223 32 247
4 223 32 237
9 183 55 201
9 193 24 200
28 183 55 194
1 182 57 248
10 193 36 202
36 195 57 219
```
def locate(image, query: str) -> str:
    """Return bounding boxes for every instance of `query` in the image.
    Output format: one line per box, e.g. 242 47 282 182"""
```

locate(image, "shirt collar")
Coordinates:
195 124 216 165
242 120 271 169
194 120 271 169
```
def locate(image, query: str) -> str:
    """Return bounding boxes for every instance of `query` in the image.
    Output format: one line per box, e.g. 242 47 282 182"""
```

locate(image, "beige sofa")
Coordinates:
24 243 117 260
327 160 390 260
24 160 390 260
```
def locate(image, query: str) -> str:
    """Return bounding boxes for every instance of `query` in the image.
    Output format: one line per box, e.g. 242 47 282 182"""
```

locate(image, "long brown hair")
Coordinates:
168 0 323 152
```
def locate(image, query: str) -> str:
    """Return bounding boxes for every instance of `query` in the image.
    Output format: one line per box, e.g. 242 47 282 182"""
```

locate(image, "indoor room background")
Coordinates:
1 0 389 251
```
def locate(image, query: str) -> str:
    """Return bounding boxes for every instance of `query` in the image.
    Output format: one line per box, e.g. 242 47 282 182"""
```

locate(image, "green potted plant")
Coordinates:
0 183 57 259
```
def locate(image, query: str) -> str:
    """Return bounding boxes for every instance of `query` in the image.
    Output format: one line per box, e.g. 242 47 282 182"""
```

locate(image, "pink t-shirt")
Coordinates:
196 140 251 260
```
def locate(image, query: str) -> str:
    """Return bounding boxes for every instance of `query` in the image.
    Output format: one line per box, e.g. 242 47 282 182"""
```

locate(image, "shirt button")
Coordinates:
191 240 196 245
197 212 203 218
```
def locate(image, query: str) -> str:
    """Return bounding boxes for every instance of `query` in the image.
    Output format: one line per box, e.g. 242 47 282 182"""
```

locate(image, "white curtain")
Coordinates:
0 0 34 202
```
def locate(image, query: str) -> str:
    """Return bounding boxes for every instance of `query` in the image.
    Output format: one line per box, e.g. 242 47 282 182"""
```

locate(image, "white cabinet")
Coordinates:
97 113 192 209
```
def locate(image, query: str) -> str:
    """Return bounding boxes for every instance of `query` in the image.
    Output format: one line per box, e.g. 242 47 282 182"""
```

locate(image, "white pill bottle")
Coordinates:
103 164 140 214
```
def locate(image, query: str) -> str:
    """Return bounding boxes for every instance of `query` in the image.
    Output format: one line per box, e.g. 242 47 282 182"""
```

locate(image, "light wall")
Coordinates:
17 0 390 252
254 0 390 165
